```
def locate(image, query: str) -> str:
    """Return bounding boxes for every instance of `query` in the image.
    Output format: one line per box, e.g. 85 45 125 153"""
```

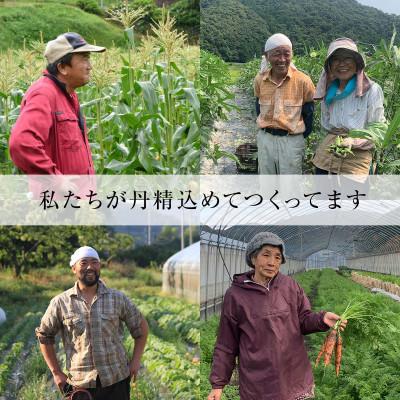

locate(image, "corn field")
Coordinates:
0 12 200 174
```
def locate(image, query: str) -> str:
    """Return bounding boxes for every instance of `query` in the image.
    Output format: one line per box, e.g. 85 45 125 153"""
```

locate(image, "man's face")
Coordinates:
251 244 282 280
329 49 357 83
62 52 92 89
266 45 292 76
72 257 100 287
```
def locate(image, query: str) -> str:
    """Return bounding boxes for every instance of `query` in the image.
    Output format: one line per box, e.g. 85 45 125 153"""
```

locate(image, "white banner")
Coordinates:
0 175 399 225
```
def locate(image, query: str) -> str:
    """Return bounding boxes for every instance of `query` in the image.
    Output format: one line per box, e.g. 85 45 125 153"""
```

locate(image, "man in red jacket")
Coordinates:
9 32 105 174
208 232 347 400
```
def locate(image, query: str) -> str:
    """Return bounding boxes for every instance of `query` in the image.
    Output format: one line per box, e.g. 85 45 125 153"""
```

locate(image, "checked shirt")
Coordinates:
35 280 142 388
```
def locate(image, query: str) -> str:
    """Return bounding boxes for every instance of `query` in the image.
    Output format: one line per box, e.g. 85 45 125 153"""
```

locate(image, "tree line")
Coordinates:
0 226 199 277
201 0 400 62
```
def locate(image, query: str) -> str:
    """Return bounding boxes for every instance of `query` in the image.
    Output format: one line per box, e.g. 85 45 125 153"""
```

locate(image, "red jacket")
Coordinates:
9 74 95 174
210 271 329 400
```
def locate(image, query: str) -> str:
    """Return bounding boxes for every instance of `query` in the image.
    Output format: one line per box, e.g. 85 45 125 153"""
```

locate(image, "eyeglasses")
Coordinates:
330 56 355 65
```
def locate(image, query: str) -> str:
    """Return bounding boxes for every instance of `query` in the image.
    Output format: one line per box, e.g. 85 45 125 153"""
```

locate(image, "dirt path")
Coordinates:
201 86 258 174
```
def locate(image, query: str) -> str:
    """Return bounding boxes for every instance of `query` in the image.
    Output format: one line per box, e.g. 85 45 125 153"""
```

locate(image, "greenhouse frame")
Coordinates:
200 225 400 319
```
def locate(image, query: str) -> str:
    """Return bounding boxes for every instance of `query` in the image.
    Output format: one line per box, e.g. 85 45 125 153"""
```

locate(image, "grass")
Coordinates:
227 63 244 84
0 3 125 50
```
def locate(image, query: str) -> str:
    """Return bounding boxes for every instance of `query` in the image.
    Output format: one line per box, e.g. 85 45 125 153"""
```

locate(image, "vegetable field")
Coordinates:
0 12 200 174
200 269 400 400
0 266 199 400
202 32 400 174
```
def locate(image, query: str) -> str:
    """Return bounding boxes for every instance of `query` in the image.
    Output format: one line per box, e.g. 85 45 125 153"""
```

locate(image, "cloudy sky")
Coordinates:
357 0 400 15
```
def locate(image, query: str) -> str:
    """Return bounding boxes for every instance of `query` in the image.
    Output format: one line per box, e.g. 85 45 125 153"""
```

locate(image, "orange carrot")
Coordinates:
315 335 328 367
323 329 337 366
335 335 343 376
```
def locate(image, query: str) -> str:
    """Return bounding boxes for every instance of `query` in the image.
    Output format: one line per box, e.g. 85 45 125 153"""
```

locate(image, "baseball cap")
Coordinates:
44 32 106 64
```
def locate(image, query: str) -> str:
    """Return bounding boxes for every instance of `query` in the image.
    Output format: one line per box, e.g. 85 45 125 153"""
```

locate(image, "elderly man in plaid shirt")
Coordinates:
35 246 148 400
254 33 315 174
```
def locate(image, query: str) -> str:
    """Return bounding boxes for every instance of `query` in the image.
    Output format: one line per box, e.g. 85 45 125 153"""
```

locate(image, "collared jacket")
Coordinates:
9 73 95 174
210 271 329 400
35 280 142 388
254 65 315 134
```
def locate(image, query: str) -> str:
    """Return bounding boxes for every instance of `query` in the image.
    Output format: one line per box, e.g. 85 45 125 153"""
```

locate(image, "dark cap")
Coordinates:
245 231 286 267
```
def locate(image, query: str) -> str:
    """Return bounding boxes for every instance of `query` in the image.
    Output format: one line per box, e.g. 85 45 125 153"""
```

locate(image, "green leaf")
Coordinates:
120 112 139 129
172 125 187 149
138 148 154 173
104 159 133 173
135 81 158 113
183 88 200 119
383 107 400 147
124 27 135 46
116 143 129 156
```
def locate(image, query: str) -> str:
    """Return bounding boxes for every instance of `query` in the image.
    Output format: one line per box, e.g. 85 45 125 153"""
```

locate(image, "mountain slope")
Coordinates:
201 0 270 61
201 0 400 62
0 4 125 50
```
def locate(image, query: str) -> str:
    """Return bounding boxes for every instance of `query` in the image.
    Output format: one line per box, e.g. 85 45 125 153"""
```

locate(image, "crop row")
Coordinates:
0 312 42 394
355 270 400 287
125 332 199 400
200 269 400 400
295 269 400 399
134 295 198 316
134 296 200 345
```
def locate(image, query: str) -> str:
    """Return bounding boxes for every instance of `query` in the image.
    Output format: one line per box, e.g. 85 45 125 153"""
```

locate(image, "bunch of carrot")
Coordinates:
315 299 371 376
315 327 343 376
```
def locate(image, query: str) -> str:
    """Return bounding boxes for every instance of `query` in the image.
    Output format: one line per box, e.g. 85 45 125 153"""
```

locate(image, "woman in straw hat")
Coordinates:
312 38 385 175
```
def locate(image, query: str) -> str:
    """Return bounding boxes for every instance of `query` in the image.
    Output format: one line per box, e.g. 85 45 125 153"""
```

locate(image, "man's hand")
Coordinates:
207 388 223 400
323 312 348 331
129 359 141 382
53 370 69 391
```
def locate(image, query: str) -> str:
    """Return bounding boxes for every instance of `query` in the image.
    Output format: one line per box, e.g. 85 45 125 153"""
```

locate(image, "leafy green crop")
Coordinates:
201 269 400 399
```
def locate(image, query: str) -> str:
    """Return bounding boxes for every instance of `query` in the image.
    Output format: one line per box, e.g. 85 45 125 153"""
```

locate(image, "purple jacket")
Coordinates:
210 271 329 400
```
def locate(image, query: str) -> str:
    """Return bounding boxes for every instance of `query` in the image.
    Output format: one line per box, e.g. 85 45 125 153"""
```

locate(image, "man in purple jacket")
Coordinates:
208 232 347 400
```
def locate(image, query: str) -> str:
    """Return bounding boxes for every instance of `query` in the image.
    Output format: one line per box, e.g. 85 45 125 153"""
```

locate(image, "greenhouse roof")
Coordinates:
201 226 400 260
165 241 200 266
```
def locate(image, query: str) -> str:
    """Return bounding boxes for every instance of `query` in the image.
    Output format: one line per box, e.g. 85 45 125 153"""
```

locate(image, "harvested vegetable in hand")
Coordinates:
315 299 389 376
323 329 337 366
335 335 343 376
328 136 354 158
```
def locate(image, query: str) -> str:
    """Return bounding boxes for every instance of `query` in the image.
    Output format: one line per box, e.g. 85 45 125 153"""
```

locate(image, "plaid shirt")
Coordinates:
35 280 142 388
254 65 315 134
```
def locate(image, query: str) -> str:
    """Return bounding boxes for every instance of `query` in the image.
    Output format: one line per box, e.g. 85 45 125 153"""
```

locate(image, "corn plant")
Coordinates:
0 11 200 174
349 107 400 173
367 29 400 122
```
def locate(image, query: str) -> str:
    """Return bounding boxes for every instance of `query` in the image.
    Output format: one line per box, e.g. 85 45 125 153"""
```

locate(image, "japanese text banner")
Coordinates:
0 175 399 225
